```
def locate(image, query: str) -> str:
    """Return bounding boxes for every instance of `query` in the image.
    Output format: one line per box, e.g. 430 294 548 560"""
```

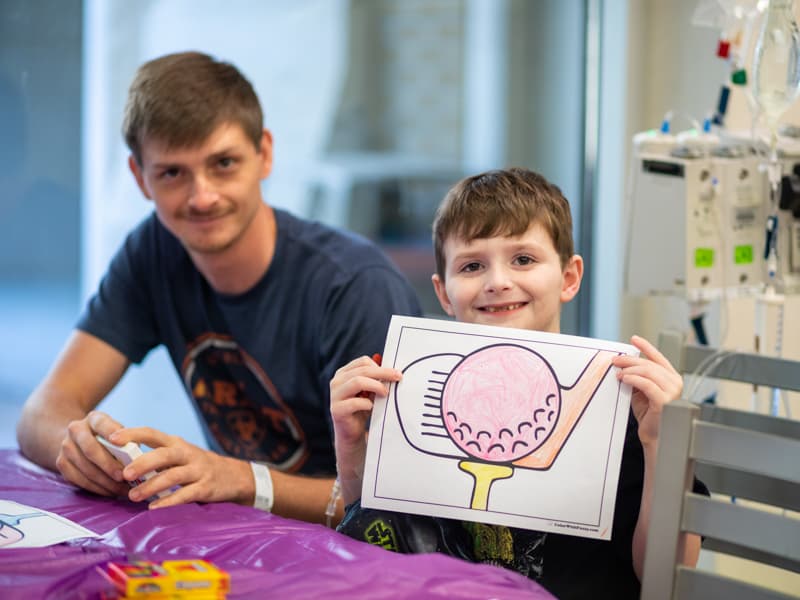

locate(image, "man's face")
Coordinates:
129 122 272 257
432 222 582 334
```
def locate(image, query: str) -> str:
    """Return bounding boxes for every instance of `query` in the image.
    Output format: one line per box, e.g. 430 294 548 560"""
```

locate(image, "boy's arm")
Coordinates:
612 335 701 580
631 440 702 579
330 355 402 505
17 330 133 497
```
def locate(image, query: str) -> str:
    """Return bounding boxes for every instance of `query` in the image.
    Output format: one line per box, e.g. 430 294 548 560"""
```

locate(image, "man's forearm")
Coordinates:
16 391 75 471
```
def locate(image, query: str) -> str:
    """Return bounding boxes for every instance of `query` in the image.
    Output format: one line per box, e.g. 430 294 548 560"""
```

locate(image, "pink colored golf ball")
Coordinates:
442 345 560 462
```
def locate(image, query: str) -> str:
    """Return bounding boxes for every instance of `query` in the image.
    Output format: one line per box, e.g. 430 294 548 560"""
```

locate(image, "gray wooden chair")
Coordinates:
641 333 800 600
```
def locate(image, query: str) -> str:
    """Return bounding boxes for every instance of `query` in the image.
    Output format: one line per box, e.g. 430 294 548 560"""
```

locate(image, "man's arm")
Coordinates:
17 332 345 523
103 424 344 524
17 330 133 496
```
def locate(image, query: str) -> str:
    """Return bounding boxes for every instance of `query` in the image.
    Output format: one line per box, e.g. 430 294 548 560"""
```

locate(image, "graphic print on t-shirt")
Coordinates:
182 334 308 472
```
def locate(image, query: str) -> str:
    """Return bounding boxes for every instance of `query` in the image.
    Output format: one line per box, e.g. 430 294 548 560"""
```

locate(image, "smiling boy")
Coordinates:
330 167 705 598
17 51 421 524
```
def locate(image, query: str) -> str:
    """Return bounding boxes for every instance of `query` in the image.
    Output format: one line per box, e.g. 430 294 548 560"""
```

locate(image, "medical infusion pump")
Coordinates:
626 142 768 299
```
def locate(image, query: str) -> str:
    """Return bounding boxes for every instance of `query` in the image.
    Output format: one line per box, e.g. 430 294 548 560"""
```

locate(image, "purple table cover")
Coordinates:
0 450 554 599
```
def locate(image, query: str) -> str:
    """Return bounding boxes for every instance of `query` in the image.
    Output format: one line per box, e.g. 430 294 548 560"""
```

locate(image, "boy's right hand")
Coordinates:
55 410 131 498
330 355 402 502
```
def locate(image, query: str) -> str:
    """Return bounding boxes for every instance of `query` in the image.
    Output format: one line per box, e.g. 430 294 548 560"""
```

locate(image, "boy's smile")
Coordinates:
479 301 527 313
432 222 583 333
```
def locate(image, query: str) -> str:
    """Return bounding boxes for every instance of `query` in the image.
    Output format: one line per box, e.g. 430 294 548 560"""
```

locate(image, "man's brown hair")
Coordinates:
123 51 263 165
432 167 575 278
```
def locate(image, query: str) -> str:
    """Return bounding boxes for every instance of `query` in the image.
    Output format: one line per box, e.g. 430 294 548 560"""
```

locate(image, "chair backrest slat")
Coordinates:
690 421 800 483
694 464 800 511
675 567 798 600
700 404 800 439
681 493 800 570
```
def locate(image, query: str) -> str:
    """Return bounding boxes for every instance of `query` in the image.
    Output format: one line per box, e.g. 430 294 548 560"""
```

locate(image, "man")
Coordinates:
16 51 421 525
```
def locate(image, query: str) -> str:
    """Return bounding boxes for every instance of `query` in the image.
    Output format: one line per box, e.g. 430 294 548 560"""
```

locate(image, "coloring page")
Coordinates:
362 316 637 540
0 500 99 548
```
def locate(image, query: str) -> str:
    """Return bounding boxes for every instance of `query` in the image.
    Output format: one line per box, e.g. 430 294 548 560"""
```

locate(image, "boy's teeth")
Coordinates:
485 303 523 312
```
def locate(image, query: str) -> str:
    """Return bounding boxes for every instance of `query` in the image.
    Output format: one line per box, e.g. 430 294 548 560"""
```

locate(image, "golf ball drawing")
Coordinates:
395 344 617 510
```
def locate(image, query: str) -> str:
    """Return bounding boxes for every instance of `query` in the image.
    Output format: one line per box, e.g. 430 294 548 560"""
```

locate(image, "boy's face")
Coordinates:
432 222 582 333
129 122 272 257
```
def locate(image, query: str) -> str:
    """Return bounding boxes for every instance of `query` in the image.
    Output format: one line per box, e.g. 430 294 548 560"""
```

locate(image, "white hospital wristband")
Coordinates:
250 461 274 512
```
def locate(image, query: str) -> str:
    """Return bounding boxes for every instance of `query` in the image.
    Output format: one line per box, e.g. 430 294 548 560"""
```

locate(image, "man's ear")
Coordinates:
259 129 274 179
128 155 152 200
432 273 455 317
560 254 583 303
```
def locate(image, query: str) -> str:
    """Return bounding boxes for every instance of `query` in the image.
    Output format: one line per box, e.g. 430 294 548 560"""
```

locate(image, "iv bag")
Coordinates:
752 0 800 127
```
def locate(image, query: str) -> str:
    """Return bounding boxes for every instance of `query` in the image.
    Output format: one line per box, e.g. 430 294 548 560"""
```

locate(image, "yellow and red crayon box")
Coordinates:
104 559 229 598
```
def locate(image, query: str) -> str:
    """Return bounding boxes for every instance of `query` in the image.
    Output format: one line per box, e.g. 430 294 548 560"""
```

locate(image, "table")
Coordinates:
0 450 553 599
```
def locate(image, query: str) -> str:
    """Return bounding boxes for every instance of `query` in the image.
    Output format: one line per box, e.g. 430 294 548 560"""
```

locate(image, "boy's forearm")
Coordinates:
269 469 343 525
334 440 367 505
631 441 703 581
631 441 656 580
632 443 701 581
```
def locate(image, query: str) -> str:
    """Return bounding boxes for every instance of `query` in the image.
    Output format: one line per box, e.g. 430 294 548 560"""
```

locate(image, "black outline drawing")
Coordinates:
0 512 45 548
393 343 618 511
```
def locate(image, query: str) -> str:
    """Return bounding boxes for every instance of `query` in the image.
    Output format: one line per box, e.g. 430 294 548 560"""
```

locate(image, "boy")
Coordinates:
330 168 704 598
16 51 421 524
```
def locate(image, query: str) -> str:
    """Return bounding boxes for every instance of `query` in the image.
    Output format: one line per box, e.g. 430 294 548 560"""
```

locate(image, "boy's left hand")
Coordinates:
611 335 683 448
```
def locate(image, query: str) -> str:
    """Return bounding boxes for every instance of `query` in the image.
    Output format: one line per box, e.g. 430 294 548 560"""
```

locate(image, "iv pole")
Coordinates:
751 0 800 417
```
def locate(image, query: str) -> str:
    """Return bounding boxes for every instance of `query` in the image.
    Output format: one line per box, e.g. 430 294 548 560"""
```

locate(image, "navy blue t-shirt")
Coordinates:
77 208 422 475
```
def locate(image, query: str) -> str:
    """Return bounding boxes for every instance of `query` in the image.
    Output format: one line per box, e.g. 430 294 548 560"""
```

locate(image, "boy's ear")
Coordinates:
432 273 456 317
128 155 152 200
560 254 583 303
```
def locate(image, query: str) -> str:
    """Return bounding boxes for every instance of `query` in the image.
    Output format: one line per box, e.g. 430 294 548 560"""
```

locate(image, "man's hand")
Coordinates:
55 410 131 498
107 427 252 509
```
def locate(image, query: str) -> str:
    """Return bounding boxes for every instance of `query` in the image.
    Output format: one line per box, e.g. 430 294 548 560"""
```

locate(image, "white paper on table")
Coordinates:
0 499 99 548
362 316 638 540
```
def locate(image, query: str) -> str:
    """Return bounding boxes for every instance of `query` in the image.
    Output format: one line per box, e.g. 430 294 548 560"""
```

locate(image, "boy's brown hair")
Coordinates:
432 167 575 278
123 51 263 165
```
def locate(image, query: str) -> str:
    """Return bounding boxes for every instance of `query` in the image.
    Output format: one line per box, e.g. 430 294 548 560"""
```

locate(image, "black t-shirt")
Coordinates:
338 410 709 599
77 208 421 475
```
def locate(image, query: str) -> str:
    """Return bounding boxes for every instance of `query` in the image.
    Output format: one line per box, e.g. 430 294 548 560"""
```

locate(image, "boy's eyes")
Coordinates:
514 255 536 266
456 255 536 273
458 261 483 273
217 156 236 169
